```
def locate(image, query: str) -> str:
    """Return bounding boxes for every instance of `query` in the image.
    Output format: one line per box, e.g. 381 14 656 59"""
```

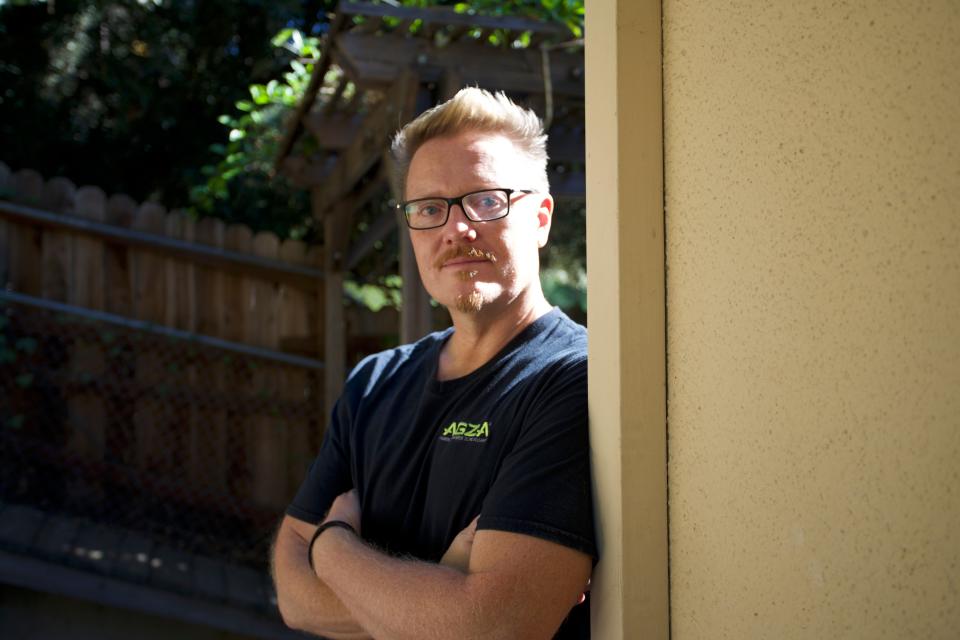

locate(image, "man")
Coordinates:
272 88 595 639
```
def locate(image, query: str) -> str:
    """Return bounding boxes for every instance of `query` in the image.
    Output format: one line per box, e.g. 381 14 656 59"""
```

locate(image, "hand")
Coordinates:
440 515 479 573
324 489 362 535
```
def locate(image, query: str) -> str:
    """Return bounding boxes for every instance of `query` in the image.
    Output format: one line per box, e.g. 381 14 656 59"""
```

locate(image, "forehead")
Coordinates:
405 131 530 197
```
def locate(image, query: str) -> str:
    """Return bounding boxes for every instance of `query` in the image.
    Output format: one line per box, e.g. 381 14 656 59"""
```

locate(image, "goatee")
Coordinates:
454 291 484 313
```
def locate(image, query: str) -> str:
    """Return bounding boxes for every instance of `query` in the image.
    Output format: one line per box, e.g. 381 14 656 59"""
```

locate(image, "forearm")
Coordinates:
272 523 372 639
312 528 520 640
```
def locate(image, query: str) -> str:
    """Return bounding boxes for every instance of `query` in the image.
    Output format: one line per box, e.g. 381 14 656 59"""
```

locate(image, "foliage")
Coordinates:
0 0 334 216
344 275 404 312
188 27 324 239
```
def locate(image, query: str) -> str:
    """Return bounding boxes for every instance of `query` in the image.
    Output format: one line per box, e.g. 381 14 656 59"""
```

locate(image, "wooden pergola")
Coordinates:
275 1 585 412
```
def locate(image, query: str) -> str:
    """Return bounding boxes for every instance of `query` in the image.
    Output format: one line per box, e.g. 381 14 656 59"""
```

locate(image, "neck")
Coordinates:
437 288 554 381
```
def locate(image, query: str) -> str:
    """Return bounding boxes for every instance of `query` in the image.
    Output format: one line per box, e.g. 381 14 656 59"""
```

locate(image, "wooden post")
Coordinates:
398 218 433 343
393 75 435 343
321 196 347 420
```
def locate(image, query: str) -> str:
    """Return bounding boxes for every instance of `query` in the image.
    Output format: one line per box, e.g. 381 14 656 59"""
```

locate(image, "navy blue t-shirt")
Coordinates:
287 308 595 638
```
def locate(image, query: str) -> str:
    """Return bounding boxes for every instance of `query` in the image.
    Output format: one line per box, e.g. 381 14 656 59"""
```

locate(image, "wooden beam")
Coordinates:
0 200 325 289
303 112 362 151
274 10 347 171
0 290 323 371
335 32 584 97
345 208 394 271
338 2 570 39
309 72 417 217
322 75 350 117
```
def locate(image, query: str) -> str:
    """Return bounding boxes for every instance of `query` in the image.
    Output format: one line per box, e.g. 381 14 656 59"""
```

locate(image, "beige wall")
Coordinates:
663 1 960 638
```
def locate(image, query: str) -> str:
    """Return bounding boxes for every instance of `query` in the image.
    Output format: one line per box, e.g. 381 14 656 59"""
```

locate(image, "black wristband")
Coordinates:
307 520 357 571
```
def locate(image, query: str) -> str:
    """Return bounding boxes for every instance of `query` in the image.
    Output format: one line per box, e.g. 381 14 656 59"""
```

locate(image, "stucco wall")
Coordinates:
663 2 960 638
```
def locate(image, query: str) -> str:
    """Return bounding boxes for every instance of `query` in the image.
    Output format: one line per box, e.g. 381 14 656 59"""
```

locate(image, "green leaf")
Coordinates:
15 373 33 388
7 415 24 430
15 337 37 354
271 28 295 48
250 85 269 104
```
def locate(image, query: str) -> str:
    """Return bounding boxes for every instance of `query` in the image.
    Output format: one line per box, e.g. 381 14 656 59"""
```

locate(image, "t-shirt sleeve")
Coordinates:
285 394 354 525
477 356 597 559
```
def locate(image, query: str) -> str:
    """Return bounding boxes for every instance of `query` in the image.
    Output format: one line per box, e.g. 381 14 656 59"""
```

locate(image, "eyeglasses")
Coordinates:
398 188 535 230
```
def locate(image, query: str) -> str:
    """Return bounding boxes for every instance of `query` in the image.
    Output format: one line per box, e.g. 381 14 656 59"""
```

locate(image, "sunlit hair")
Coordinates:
390 87 549 197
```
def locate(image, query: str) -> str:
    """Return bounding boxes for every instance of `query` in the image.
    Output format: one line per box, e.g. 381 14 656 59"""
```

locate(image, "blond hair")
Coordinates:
390 87 549 197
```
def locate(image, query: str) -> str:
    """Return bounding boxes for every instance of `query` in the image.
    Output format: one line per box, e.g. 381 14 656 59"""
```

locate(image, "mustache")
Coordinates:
434 246 498 269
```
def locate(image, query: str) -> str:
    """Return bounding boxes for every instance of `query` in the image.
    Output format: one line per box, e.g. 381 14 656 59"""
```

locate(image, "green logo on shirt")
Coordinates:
439 420 490 443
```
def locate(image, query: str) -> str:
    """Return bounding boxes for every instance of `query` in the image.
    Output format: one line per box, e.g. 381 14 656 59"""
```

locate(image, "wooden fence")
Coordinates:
0 163 327 533
0 163 324 351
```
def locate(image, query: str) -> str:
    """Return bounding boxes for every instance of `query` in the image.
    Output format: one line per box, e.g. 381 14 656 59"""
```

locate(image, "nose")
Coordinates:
443 203 477 244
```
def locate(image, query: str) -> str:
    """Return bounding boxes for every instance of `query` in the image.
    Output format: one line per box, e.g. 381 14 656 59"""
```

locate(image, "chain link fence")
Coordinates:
0 293 322 571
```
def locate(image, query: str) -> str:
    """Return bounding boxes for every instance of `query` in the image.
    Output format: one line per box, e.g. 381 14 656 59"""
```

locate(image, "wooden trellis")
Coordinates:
276 1 585 405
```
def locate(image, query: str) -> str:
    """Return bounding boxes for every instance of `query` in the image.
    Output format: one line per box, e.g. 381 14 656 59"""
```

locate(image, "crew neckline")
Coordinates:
425 307 563 394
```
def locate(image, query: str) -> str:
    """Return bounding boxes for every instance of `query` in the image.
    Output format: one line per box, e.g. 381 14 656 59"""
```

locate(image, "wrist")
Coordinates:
308 520 357 571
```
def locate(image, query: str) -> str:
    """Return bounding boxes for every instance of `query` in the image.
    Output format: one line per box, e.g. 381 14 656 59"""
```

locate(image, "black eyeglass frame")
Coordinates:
397 188 535 230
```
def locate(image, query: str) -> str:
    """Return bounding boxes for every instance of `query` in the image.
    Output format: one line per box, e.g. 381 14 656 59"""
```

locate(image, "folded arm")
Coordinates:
308 499 591 640
272 515 372 639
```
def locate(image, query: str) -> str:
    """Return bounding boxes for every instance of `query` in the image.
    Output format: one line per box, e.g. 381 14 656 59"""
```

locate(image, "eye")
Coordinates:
409 200 445 218
466 190 508 214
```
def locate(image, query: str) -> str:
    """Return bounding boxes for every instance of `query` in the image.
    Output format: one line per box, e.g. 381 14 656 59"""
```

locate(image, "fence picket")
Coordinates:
131 203 169 482
40 178 77 303
224 224 255 504
251 232 286 509
164 210 196 332
66 186 108 498
10 170 44 296
72 186 107 310
193 217 229 500
104 194 137 317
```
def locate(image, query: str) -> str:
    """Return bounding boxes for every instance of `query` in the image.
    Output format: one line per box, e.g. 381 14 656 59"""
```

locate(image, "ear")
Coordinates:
535 193 554 248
